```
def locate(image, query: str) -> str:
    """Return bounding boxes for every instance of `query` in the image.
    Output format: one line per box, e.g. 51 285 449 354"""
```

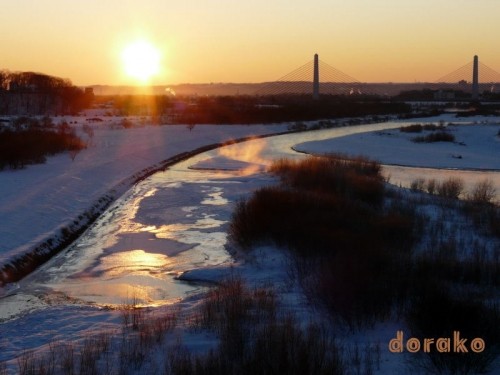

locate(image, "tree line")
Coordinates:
0 70 93 115
106 94 411 124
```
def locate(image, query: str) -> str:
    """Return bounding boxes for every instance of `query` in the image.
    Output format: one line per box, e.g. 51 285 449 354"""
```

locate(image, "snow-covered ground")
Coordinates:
295 117 500 170
1 114 499 374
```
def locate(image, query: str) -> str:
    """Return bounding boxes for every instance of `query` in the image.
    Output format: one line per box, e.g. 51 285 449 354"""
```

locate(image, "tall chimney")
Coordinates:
313 54 319 100
472 55 479 101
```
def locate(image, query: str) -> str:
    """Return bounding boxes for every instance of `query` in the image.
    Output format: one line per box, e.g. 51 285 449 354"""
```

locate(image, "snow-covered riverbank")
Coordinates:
295 116 500 170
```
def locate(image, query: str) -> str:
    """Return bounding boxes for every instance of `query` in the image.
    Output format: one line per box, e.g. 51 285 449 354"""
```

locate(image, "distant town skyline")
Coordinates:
1 0 500 86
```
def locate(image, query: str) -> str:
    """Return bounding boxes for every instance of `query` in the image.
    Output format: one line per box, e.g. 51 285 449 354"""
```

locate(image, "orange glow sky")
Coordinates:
1 0 500 85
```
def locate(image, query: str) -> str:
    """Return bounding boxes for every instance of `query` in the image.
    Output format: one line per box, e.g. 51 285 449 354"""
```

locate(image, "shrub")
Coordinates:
486 207 500 238
191 278 345 375
198 275 254 334
269 155 384 206
426 179 437 194
312 202 416 327
230 187 378 255
414 237 500 287
315 248 410 328
462 200 500 239
247 318 345 375
410 178 426 192
436 177 464 199
412 131 455 143
468 179 496 204
196 276 277 355
400 124 423 133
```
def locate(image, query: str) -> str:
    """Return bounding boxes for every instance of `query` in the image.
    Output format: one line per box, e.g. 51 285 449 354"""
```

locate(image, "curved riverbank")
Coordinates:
294 122 500 170
292 145 500 172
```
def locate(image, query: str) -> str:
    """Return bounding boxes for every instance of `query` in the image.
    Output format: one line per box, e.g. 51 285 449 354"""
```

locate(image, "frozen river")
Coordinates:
2 122 411 310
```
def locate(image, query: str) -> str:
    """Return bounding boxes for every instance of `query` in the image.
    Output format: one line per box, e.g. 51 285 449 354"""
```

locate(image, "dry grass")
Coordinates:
184 277 346 375
231 155 419 327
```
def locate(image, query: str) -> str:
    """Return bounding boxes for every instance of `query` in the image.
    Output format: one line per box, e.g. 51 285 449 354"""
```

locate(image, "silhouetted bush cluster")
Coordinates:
0 125 85 170
230 156 416 326
410 176 500 241
400 123 445 133
187 277 345 375
231 187 376 255
269 156 384 206
436 177 464 199
400 124 423 133
468 179 497 204
196 275 277 336
232 156 387 252
463 200 500 239
411 176 466 200
413 238 499 288
412 131 455 143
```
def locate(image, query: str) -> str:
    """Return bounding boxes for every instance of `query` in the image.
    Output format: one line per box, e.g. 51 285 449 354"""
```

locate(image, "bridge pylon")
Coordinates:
313 54 320 100
472 55 479 101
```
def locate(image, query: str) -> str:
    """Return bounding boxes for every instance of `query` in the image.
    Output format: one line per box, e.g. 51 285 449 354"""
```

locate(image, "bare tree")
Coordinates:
468 179 496 204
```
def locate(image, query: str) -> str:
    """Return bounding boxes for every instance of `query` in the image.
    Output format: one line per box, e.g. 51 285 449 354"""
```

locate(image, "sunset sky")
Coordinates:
1 0 499 86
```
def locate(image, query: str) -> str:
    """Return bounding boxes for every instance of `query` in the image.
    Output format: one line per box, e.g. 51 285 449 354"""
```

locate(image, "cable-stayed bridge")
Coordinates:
255 54 500 100
256 55 365 97
432 57 500 99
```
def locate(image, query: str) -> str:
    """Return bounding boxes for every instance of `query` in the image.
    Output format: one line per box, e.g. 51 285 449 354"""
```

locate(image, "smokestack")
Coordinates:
313 54 319 100
472 55 479 101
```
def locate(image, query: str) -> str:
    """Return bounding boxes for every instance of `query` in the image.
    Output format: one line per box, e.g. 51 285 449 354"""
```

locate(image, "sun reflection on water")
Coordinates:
98 249 171 278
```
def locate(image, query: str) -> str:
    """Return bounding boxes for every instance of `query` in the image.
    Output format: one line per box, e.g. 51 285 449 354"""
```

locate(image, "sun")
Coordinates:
121 40 161 84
